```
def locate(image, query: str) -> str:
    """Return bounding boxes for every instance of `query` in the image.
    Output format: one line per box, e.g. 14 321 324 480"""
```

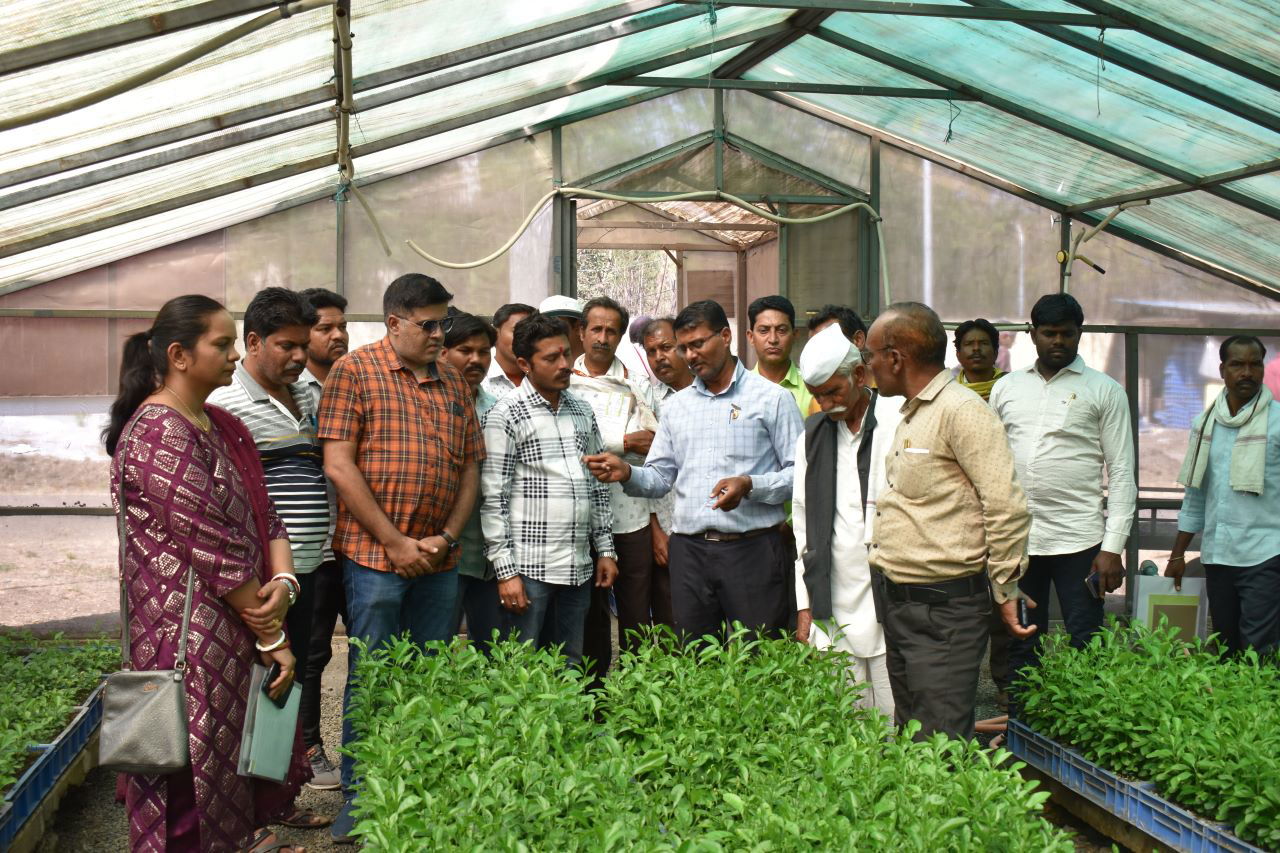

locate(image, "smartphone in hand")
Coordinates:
1017 598 1030 628
1084 571 1102 600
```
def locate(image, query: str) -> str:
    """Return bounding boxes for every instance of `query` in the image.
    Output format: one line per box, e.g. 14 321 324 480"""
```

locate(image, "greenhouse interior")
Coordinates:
1 0 1278 850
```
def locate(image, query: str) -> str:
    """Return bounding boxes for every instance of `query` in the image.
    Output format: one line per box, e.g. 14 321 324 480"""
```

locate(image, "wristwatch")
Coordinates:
441 530 460 552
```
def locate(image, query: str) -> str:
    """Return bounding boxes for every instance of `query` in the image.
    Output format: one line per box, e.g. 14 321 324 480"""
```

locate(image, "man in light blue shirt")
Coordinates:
586 300 802 641
1167 335 1280 656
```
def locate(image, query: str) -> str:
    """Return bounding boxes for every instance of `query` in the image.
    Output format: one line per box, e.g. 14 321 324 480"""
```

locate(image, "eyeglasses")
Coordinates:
393 314 453 336
858 345 892 362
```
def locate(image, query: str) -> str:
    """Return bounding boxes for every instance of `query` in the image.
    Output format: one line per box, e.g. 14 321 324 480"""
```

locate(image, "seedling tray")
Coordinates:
1007 718 1262 853
0 682 104 851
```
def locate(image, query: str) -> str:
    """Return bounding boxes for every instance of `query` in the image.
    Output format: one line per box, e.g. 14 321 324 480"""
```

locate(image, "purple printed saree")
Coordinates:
111 404 308 851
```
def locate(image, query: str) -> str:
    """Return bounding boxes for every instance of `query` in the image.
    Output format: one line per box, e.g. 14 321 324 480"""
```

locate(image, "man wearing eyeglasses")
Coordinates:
318 273 484 843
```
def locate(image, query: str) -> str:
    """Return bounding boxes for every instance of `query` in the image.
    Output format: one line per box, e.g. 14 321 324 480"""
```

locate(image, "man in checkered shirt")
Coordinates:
480 312 619 665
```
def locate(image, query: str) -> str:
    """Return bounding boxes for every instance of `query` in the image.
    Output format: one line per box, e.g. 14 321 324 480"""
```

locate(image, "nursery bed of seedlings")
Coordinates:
1018 623 1280 850
0 634 117 795
347 631 1072 851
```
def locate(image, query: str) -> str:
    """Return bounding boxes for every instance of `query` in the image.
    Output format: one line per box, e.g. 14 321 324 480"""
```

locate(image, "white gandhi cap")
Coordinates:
538 294 584 319
798 322 860 387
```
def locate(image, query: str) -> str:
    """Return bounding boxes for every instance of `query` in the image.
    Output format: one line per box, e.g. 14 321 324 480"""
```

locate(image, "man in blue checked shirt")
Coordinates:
586 299 803 641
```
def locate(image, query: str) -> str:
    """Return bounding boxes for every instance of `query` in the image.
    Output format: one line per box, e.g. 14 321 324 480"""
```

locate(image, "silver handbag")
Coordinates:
99 421 193 775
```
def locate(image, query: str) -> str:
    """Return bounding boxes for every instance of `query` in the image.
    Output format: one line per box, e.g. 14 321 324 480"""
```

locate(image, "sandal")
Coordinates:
246 828 307 853
275 808 334 830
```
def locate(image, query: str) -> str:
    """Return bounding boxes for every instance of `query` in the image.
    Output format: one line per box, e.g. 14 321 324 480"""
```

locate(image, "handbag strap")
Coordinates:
115 411 196 679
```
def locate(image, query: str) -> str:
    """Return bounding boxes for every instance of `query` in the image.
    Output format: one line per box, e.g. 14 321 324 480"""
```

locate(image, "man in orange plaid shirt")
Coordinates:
318 273 484 843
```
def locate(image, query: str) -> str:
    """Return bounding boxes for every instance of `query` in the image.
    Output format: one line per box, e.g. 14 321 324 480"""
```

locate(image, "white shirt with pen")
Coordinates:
990 355 1136 557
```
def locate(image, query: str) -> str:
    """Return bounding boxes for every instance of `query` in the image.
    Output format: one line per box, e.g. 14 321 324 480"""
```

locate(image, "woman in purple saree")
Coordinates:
105 295 315 852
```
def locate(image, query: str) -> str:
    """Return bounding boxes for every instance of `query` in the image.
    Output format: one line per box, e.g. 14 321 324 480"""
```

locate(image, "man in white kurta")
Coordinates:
792 324 900 718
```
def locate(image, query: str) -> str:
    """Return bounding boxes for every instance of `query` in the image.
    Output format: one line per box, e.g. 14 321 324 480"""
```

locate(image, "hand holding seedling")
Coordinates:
710 475 751 510
999 594 1037 639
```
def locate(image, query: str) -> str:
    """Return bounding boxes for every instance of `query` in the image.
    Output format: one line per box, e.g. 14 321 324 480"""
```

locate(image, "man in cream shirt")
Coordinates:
792 325 900 718
991 293 1134 701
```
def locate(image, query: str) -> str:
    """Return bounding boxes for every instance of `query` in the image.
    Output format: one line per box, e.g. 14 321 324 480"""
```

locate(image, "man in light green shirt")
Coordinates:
747 295 817 417
442 312 502 653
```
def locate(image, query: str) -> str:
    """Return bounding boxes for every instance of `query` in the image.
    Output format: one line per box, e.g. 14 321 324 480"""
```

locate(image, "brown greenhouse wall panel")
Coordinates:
0 232 226 313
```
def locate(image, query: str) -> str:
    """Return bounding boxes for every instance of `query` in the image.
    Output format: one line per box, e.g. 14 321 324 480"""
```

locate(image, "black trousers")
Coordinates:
882 587 991 740
1009 544 1103 687
1205 553 1280 656
284 571 316 691
667 528 790 642
456 573 505 655
582 527 663 688
300 558 346 749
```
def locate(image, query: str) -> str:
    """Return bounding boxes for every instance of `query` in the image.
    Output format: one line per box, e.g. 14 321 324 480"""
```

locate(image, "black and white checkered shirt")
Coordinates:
480 380 616 585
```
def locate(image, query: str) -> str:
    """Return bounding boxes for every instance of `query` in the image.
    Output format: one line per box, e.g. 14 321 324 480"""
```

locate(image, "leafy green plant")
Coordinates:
0 633 117 793
347 629 1071 851
1018 621 1280 848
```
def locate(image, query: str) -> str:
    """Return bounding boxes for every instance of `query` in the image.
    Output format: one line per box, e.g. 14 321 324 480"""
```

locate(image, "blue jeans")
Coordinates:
339 556 459 794
504 576 592 666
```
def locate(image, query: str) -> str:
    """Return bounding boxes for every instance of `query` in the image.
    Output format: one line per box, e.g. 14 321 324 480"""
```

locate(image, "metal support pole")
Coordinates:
713 89 726 193
867 137 881 317
737 249 749 357
335 186 347 296
1124 331 1140 614
564 198 578 297
778 201 790 299
551 127 571 297
1058 215 1071 293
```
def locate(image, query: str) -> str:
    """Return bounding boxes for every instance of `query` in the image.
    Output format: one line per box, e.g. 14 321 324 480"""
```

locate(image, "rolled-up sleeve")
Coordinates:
949 399 1030 602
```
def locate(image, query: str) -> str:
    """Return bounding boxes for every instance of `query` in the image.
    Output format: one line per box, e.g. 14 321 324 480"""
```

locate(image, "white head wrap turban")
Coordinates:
799 323 860 386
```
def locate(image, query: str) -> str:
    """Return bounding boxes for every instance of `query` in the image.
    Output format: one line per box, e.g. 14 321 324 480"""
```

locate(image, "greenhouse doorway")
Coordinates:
576 200 779 370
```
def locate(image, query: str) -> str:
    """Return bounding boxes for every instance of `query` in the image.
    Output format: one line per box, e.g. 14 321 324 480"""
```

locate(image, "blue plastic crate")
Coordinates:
0 682 105 851
1007 719 1263 853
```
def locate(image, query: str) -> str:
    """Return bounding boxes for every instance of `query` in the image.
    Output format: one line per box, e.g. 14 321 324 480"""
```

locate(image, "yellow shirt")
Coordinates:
870 370 1030 603
751 361 817 419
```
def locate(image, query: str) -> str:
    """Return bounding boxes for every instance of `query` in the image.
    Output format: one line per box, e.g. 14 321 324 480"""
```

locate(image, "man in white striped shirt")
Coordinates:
208 288 330 695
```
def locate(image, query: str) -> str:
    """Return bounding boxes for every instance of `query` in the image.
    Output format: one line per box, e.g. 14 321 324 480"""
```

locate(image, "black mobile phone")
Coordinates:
1017 598 1029 628
1085 571 1102 600
262 661 288 709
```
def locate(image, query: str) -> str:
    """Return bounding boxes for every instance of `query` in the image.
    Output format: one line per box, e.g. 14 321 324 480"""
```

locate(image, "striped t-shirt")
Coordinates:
209 364 329 573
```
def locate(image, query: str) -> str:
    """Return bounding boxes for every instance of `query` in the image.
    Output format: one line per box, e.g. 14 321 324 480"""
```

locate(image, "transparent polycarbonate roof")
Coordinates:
0 0 1276 296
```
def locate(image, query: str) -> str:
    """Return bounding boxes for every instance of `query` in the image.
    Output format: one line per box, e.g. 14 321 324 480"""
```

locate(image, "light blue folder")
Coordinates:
238 663 301 782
